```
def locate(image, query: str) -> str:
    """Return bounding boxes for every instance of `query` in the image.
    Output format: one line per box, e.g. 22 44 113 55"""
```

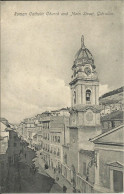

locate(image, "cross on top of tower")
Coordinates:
81 35 85 49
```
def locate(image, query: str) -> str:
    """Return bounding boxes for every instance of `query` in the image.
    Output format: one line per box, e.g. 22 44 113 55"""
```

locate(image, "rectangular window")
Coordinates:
83 162 86 176
48 145 50 152
58 136 60 143
57 149 60 156
14 143 17 147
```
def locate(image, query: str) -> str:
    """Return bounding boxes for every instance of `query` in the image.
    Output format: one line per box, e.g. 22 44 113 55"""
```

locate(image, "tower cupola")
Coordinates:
73 35 95 69
70 35 98 84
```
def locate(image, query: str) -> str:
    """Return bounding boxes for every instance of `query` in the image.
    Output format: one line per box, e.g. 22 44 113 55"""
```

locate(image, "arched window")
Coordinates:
73 91 76 104
86 89 91 102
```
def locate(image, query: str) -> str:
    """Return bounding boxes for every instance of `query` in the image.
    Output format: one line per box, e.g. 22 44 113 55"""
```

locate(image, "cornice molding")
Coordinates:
69 105 101 113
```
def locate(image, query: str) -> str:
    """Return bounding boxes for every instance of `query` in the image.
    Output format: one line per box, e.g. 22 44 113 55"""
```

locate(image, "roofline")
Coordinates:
99 86 124 99
93 142 124 147
89 124 124 142
0 121 7 126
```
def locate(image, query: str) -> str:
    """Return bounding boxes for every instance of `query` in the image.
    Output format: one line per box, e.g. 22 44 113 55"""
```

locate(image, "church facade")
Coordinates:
62 35 102 192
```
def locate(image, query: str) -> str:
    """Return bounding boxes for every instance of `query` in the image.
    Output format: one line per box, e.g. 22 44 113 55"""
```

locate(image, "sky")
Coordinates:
1 1 124 124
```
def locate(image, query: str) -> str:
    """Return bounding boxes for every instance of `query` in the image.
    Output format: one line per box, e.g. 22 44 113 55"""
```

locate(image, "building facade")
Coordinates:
90 124 124 193
100 86 124 117
38 109 70 170
0 121 9 154
23 118 36 145
101 110 124 133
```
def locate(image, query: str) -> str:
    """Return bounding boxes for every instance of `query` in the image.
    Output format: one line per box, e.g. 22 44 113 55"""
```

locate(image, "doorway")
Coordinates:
113 170 123 192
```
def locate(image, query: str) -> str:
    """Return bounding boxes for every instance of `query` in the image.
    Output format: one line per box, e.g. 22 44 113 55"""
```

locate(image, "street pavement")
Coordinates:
49 182 63 193
34 151 74 193
32 154 63 193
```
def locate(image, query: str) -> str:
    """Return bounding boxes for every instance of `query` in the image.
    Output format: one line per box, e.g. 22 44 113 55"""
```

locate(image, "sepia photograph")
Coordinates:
0 1 124 193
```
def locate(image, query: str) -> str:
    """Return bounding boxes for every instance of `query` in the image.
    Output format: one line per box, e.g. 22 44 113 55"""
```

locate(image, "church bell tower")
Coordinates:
69 35 101 150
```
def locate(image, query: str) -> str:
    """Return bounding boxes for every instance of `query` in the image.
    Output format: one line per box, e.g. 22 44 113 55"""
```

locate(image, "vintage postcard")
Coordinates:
0 1 124 193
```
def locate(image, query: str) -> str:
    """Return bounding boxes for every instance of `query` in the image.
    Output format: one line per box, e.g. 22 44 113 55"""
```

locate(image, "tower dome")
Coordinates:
73 35 95 69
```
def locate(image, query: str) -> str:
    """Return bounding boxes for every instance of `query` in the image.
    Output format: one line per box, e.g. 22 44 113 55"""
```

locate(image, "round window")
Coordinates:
86 112 93 121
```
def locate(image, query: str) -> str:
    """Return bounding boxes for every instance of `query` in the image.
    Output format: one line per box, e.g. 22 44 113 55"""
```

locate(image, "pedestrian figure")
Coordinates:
73 187 76 193
54 168 56 174
56 176 59 181
63 185 67 193
34 167 36 174
30 166 32 173
45 163 48 169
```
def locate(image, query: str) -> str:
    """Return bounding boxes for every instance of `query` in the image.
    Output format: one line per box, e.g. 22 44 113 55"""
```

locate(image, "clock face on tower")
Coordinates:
84 67 91 75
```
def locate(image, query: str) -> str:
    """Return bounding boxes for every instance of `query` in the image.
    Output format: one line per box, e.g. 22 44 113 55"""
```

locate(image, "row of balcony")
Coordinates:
43 147 60 156
43 136 49 140
43 136 60 143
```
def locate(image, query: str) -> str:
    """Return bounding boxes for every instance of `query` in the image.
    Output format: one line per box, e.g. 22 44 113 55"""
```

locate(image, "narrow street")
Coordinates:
1 149 62 193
